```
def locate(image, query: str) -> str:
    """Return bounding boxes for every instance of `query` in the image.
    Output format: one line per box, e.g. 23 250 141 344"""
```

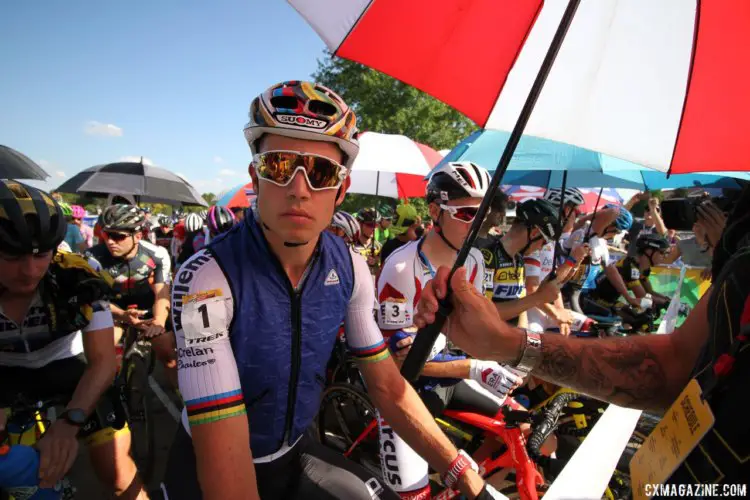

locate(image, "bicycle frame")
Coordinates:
342 408 544 500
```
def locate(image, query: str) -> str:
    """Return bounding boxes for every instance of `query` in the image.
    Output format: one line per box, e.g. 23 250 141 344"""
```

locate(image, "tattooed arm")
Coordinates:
414 266 712 412
533 292 710 411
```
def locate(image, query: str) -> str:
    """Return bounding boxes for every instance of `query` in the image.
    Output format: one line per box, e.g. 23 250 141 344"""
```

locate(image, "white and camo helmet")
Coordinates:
184 213 203 232
543 187 585 207
331 211 360 241
425 161 491 203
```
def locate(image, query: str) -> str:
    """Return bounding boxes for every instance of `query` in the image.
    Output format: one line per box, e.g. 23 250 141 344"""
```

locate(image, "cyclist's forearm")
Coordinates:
653 213 668 236
369 372 459 475
109 304 128 323
192 418 258 500
152 284 170 324
73 329 117 414
421 359 471 379
494 294 544 320
534 333 685 411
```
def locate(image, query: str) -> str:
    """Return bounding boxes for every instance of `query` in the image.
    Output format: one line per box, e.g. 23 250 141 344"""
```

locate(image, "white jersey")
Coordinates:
0 293 113 369
567 226 611 267
172 246 388 462
525 232 571 282
376 239 484 359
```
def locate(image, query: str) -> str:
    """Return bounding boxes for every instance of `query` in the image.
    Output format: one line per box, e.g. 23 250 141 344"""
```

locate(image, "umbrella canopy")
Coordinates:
0 145 50 181
217 181 255 208
503 185 623 213
444 130 750 190
348 132 442 198
292 0 750 174
56 160 207 206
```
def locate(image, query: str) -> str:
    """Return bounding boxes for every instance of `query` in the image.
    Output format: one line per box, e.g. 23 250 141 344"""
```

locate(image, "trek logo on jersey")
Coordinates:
276 114 327 129
325 269 340 286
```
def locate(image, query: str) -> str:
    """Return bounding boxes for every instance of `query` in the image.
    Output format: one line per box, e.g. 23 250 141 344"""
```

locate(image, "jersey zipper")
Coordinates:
285 289 303 442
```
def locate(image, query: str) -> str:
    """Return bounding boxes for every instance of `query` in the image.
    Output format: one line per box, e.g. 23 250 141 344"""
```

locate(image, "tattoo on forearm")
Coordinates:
537 336 668 409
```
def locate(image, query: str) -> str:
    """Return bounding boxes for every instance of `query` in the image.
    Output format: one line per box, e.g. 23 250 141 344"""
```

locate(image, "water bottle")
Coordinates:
0 444 61 499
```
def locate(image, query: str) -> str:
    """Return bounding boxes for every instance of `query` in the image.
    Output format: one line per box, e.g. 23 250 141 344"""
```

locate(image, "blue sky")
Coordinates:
0 0 326 195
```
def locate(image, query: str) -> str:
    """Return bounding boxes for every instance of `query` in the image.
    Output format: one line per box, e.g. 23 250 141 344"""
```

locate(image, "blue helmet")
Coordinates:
606 204 633 231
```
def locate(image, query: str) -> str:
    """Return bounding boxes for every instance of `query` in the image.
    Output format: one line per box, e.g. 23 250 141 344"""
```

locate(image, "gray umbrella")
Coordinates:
0 145 50 180
56 158 208 207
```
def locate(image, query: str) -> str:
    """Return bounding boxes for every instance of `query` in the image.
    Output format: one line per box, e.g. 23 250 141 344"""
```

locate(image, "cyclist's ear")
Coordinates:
334 176 351 207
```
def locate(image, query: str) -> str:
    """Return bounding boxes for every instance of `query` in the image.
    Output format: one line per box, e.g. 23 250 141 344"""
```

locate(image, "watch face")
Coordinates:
64 408 87 425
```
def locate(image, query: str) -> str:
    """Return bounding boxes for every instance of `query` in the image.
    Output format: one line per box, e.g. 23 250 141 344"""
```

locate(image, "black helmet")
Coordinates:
357 208 381 224
0 180 67 255
516 199 561 241
207 205 236 236
99 204 145 232
636 233 670 254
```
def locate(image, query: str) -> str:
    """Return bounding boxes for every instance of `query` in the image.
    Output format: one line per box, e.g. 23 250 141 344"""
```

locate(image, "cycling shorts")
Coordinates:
161 425 400 499
0 355 128 447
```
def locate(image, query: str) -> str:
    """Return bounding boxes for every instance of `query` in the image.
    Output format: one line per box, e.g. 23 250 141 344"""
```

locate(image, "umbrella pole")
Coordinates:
401 0 583 382
551 170 569 276
372 171 380 254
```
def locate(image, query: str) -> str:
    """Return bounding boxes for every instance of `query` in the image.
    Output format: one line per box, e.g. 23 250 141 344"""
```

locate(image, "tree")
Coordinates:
313 53 476 151
202 192 217 205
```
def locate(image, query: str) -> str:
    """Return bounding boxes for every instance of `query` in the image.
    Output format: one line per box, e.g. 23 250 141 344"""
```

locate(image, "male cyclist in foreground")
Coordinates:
163 81 498 500
85 205 177 388
0 181 147 499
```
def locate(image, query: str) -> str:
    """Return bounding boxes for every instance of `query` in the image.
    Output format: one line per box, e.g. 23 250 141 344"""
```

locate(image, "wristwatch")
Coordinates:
514 329 543 372
60 408 88 427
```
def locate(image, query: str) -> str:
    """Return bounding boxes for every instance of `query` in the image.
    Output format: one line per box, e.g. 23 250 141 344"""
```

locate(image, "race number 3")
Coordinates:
382 300 407 326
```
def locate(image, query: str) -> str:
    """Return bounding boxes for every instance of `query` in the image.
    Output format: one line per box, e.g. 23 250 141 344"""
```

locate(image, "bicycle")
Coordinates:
0 395 76 499
115 322 156 484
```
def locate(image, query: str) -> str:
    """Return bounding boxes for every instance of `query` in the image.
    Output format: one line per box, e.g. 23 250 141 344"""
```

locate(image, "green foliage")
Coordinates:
202 192 217 205
338 194 430 220
312 52 476 150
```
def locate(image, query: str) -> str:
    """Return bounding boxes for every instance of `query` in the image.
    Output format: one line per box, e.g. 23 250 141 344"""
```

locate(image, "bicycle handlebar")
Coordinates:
527 392 579 460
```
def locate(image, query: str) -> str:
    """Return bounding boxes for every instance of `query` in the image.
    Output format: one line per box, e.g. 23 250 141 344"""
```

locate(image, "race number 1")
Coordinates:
182 295 227 340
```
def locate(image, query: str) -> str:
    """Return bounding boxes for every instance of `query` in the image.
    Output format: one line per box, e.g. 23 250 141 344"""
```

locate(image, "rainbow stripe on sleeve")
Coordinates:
349 339 390 364
186 389 247 426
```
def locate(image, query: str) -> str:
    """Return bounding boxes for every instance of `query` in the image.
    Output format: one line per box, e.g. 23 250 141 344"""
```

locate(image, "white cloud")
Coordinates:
191 177 227 191
213 156 224 164
84 120 123 137
118 156 156 166
218 168 238 177
55 171 66 178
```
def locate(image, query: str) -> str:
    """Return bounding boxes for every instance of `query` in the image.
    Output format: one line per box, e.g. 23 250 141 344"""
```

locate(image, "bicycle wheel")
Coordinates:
317 383 381 477
124 346 156 484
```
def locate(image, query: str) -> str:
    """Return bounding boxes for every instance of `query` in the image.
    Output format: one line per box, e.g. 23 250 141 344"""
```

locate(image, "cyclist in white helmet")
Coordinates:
328 210 360 246
376 161 524 498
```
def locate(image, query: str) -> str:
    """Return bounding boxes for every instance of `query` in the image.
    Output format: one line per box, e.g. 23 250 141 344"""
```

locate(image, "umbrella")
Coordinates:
503 185 623 213
444 129 750 190
217 181 255 208
56 159 208 207
292 0 750 175
348 132 442 198
0 145 50 180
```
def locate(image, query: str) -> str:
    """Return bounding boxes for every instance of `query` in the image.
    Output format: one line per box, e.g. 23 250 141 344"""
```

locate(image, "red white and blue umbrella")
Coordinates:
217 181 255 208
502 185 622 214
291 0 750 174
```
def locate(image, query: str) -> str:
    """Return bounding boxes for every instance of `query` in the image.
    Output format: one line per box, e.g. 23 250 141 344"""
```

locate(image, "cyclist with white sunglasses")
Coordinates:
376 162 525 498
163 82 497 499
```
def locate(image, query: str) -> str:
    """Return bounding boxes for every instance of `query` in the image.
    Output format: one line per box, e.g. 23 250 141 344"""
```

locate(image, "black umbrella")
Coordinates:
56 158 208 207
0 145 50 180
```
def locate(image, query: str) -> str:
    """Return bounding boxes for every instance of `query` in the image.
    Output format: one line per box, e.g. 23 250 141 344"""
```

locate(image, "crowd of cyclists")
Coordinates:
0 80 747 499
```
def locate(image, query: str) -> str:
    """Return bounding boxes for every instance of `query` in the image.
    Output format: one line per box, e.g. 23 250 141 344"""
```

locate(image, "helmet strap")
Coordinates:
261 221 309 248
520 226 542 256
434 209 460 253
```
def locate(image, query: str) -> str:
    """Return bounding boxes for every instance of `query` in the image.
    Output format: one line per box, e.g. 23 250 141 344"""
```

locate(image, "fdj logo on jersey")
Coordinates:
276 114 327 129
